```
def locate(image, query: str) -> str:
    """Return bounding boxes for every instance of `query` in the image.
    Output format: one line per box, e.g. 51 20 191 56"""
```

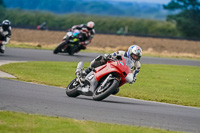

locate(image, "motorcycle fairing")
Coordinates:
77 71 98 96
94 58 131 86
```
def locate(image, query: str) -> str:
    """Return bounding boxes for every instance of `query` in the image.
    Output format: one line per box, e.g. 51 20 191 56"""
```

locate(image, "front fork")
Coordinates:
61 40 68 50
100 74 118 88
100 74 112 88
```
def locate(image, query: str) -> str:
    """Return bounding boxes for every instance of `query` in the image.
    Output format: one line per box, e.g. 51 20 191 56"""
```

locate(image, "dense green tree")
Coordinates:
0 0 6 19
164 0 200 38
0 0 5 8
0 8 179 37
4 0 174 20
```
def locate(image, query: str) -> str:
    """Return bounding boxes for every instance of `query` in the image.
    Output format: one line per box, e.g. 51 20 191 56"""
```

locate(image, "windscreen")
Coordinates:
73 30 80 37
124 57 134 70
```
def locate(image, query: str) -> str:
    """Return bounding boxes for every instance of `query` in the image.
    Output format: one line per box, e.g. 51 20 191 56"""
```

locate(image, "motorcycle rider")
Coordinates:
68 21 95 50
79 45 142 94
0 20 11 53
37 21 47 30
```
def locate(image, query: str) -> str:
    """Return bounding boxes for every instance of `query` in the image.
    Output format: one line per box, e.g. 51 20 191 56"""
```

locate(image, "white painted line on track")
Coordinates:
112 95 200 110
0 60 27 78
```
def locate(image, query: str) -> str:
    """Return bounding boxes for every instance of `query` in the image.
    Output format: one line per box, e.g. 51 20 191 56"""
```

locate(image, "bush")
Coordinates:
1 9 180 37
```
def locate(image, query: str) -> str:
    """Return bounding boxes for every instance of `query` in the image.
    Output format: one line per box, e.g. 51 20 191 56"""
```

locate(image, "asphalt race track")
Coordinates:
0 47 200 132
0 48 200 66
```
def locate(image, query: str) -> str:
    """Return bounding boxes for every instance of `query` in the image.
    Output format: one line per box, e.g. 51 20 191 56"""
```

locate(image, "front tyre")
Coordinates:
66 78 80 97
53 42 67 54
93 79 119 101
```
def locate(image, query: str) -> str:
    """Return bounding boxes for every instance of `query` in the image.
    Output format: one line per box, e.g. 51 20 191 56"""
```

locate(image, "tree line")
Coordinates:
0 7 179 37
164 0 200 38
1 0 200 38
3 0 172 20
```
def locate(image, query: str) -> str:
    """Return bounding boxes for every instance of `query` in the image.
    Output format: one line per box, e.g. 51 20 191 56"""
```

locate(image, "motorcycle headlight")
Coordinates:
125 73 133 83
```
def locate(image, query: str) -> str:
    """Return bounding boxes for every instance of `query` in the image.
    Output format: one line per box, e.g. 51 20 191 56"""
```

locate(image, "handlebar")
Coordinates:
107 55 123 62
106 57 116 62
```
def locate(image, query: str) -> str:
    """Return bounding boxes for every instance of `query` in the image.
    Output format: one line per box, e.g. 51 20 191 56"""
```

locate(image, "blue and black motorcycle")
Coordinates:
53 30 86 55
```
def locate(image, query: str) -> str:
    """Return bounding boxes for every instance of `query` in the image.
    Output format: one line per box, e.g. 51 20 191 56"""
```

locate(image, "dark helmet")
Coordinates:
2 20 11 31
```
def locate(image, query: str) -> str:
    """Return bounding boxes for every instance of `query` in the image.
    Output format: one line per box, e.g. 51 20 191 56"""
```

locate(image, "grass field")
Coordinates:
1 61 200 107
0 111 182 133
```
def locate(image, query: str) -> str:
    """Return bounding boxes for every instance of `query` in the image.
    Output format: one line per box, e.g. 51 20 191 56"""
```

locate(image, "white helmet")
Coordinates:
128 45 142 61
87 21 95 29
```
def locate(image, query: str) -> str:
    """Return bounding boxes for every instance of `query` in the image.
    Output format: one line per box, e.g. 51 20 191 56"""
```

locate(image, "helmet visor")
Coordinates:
2 25 9 31
131 54 141 61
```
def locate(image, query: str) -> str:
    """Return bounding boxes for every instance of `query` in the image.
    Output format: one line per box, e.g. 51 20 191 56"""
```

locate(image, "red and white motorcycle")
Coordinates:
66 56 134 101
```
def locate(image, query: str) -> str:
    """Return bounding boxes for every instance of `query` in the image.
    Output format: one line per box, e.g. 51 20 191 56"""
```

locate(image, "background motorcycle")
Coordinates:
53 30 85 55
36 22 48 30
66 56 134 101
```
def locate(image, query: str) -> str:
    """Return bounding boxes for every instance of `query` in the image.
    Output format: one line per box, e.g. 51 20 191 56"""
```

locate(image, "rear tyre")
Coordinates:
66 78 80 97
0 49 4 53
0 44 4 53
68 51 74 55
93 79 119 101
68 45 78 55
53 42 67 54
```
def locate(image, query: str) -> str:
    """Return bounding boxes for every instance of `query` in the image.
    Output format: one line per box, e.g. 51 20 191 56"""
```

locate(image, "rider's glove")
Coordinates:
130 77 136 84
79 42 85 45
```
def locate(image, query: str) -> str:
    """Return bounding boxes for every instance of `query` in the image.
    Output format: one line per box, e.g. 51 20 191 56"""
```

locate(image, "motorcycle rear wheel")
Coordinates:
68 44 79 55
66 78 80 97
53 42 67 54
68 50 75 55
93 79 119 101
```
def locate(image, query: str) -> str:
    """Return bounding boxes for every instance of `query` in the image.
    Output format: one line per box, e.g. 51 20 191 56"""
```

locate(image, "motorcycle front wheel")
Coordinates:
66 78 80 97
93 79 119 101
53 42 67 54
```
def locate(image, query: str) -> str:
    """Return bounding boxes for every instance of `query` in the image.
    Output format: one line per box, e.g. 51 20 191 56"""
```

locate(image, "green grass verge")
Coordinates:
7 43 52 50
7 43 107 54
0 61 200 107
0 111 182 133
